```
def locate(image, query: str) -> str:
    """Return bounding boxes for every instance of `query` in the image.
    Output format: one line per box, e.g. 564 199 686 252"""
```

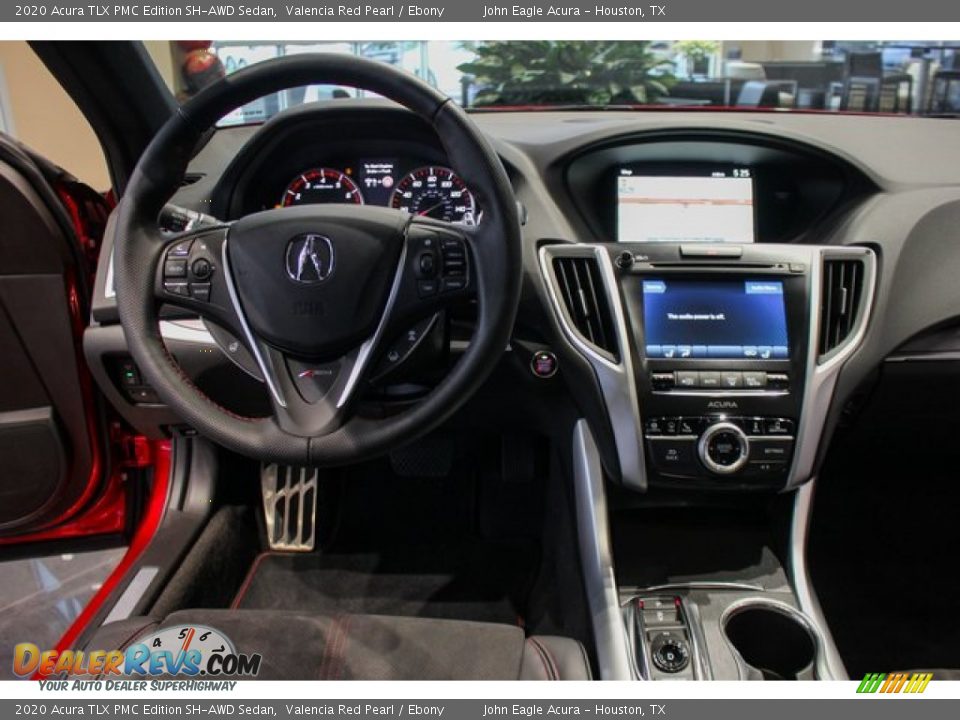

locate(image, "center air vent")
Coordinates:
819 258 866 358
552 255 618 357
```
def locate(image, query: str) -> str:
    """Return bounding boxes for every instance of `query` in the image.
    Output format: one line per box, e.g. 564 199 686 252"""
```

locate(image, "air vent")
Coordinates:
819 258 866 357
553 256 618 357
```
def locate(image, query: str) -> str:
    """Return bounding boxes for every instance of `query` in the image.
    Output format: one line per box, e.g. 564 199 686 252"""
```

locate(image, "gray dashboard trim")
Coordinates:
540 245 646 491
788 245 877 489
572 419 635 681
789 478 848 680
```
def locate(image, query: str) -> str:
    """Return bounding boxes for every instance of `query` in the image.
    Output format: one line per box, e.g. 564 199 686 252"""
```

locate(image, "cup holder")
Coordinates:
722 602 819 680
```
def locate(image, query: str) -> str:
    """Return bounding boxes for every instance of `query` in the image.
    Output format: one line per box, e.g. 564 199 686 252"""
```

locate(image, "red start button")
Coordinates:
530 350 558 378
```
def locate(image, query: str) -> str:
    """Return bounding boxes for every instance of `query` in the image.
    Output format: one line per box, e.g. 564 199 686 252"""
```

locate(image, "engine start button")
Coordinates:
530 350 558 378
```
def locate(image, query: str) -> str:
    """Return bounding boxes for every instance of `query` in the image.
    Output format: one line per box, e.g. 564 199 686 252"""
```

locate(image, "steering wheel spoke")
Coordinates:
258 343 370 436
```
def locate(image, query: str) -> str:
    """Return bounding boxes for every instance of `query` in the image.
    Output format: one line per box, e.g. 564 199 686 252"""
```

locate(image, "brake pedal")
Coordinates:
260 464 318 551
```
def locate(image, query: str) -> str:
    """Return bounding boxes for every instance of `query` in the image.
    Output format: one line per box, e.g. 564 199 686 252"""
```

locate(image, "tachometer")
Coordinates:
389 166 476 225
280 168 364 207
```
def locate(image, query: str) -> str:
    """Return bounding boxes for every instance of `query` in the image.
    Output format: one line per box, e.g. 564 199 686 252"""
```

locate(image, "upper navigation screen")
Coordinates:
617 168 755 244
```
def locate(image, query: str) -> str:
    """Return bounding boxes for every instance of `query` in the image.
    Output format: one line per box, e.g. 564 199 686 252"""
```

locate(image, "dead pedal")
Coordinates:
260 464 318 551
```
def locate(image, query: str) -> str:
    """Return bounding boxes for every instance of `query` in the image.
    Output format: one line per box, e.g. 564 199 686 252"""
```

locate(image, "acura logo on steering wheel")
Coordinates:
285 233 335 284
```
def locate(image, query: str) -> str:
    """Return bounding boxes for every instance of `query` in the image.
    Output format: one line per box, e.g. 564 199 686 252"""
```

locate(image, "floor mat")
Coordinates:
232 542 536 626
810 409 960 676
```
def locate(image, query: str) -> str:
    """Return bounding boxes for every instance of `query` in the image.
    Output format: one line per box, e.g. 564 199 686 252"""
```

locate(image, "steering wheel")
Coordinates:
114 55 522 466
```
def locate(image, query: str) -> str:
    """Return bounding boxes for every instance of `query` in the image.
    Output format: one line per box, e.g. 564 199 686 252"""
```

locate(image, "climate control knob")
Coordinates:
698 422 749 475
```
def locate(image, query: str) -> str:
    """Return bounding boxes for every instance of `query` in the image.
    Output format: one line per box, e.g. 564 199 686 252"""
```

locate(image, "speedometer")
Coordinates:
280 168 364 207
389 166 476 225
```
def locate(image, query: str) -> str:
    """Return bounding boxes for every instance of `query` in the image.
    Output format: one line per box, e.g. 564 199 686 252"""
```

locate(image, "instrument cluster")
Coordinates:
278 159 477 226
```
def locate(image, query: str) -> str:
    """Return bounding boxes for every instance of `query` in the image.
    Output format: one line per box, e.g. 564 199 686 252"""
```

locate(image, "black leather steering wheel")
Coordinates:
114 55 522 466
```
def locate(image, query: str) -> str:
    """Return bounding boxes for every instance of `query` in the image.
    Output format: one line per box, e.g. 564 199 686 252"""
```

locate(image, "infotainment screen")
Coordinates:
617 168 755 243
642 279 788 359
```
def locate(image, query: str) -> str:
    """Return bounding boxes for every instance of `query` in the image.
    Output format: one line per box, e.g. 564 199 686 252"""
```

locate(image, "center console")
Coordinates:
542 240 876 681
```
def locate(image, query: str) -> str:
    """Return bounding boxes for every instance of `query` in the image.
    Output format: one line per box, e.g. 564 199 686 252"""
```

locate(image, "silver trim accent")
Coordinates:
572 419 635 680
105 251 116 298
697 422 750 475
681 597 713 680
788 247 877 489
886 351 960 362
261 464 319 552
335 241 408 409
221 235 287 408
102 566 160 624
159 319 216 345
789 478 848 679
624 581 766 593
540 246 647 491
719 596 824 681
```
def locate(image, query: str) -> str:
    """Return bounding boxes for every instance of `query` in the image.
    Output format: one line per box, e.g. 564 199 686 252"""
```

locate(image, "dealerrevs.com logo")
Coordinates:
14 625 262 684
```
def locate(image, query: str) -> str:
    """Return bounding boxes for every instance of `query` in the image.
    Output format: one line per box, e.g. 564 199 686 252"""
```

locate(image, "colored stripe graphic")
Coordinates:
858 672 932 693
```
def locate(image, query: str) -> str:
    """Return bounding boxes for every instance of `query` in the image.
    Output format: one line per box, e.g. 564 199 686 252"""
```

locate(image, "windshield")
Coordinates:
157 40 960 123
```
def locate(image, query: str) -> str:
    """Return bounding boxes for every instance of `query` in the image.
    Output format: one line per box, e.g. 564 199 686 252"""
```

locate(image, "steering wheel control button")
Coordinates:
164 258 188 278
530 350 558 379
163 281 189 297
418 252 436 277
190 283 211 302
191 257 213 280
417 279 439 297
441 277 467 292
698 422 750 475
440 237 468 279
650 633 691 674
168 239 193 257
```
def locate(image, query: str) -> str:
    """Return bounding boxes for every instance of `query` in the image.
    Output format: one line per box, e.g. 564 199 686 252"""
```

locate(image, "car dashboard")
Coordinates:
87 100 960 499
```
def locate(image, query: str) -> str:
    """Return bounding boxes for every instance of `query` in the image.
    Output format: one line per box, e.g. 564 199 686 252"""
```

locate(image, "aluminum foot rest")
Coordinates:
261 464 318 551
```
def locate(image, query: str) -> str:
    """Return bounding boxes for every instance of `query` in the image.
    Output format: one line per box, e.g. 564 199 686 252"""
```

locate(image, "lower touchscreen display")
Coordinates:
642 279 789 359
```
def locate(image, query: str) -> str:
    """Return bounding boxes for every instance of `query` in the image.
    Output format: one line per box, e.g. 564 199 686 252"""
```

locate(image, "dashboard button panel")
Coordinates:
644 415 795 483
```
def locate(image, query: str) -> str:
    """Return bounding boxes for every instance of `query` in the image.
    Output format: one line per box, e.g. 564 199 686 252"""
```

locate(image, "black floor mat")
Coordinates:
810 412 960 676
232 541 536 626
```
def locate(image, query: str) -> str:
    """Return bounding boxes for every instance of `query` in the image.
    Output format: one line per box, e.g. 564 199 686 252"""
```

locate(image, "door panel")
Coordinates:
0 134 111 538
